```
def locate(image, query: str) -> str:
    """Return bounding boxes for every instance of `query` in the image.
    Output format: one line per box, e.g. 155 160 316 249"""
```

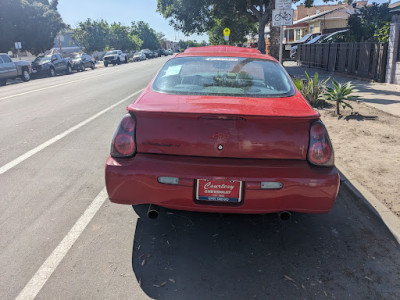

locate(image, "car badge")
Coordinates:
217 144 223 150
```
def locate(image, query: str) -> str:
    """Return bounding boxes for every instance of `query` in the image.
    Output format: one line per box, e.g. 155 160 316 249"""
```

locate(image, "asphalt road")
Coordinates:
0 57 399 300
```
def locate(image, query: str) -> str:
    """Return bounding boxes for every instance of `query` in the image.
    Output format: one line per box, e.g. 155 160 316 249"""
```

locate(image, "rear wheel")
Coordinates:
104 61 108 67
80 63 85 72
21 69 30 82
0 79 6 86
91 62 95 69
65 64 72 74
48 67 56 77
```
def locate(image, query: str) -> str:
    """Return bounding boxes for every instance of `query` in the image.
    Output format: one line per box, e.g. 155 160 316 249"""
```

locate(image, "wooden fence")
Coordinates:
297 42 388 82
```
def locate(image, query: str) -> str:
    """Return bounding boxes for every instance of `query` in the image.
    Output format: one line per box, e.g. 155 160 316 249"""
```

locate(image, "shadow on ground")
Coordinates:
131 186 400 300
338 112 378 121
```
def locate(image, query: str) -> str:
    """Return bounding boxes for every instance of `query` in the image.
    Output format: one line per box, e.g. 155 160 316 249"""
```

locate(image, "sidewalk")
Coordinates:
283 61 400 117
283 61 400 244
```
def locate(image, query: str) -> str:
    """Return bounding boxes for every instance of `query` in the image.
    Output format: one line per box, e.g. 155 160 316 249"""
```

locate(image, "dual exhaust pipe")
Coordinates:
146 204 291 221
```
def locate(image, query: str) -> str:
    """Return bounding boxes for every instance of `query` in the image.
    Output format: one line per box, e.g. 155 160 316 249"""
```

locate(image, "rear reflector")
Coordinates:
158 177 179 185
261 182 283 189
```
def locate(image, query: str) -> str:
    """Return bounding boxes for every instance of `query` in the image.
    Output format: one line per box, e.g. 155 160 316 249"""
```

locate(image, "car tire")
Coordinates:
104 62 108 67
117 58 121 65
80 63 85 72
125 56 128 63
21 69 30 82
65 65 72 75
0 79 6 86
91 62 95 70
48 67 56 77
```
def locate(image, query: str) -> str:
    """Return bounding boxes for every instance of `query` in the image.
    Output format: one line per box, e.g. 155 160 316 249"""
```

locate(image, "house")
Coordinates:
285 1 367 43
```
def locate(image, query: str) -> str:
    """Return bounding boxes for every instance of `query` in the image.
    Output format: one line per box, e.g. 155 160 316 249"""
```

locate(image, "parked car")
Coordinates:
290 32 322 58
0 53 32 86
290 34 327 59
103 50 127 67
318 29 349 44
157 49 167 56
133 52 146 62
105 46 339 219
141 49 156 59
70 52 95 71
31 54 72 77
165 49 173 55
290 30 350 59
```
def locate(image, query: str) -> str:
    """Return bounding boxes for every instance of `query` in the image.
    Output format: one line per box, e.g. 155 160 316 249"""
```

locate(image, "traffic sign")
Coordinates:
272 9 294 27
275 0 292 10
15 42 22 49
223 28 230 37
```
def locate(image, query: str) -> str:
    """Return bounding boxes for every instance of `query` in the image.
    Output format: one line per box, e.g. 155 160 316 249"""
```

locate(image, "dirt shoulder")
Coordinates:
318 102 400 216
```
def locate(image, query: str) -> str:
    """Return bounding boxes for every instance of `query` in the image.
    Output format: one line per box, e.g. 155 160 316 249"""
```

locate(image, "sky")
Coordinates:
58 0 397 43
58 0 208 43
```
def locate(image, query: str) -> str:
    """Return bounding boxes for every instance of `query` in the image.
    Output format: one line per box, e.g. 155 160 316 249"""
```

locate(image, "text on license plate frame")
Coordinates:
196 179 243 203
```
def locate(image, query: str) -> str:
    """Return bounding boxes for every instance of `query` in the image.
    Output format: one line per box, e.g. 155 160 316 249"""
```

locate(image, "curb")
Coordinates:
337 163 400 244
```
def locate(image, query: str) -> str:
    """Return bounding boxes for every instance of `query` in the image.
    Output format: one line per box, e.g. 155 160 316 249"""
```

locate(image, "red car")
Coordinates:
105 46 339 218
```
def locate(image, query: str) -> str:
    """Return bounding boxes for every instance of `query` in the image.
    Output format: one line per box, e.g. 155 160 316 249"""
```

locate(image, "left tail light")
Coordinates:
110 114 136 158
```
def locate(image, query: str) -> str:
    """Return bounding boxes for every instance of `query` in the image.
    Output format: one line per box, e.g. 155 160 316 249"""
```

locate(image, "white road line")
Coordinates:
16 188 108 300
0 70 118 102
0 88 143 175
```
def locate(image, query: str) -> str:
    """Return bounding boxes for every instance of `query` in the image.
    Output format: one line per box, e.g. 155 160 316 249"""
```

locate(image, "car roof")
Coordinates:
176 46 277 61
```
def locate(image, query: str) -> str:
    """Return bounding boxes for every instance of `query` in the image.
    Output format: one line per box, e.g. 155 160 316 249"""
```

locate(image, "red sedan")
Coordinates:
105 46 339 218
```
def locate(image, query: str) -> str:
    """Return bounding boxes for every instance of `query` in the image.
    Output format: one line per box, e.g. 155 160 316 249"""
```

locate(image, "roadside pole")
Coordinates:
15 42 22 60
279 26 284 63
272 0 293 64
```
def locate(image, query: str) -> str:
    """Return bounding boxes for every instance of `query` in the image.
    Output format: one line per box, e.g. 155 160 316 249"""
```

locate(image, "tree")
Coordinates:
109 22 142 51
0 0 66 54
131 21 160 50
208 14 257 46
157 0 273 54
347 3 391 42
71 19 110 52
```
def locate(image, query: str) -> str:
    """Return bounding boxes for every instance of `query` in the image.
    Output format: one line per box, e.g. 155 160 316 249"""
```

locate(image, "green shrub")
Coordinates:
293 72 330 108
320 80 360 115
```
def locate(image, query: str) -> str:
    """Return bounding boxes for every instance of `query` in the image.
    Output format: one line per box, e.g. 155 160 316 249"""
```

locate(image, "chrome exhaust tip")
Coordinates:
278 211 292 221
147 204 160 219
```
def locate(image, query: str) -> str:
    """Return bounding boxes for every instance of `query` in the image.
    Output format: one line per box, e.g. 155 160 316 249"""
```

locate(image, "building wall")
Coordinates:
319 19 348 33
294 4 346 20
386 15 400 84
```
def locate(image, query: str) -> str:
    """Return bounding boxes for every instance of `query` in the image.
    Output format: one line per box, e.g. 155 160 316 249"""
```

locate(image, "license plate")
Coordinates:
196 179 242 203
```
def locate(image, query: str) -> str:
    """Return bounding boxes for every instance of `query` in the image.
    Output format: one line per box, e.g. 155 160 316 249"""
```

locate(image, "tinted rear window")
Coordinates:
152 56 295 97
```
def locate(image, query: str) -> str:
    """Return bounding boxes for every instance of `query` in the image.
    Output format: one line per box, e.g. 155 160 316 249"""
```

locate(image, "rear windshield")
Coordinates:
152 56 295 97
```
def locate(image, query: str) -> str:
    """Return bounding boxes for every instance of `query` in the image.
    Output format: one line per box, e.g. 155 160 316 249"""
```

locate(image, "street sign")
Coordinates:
272 9 294 27
223 28 230 41
223 28 230 37
15 42 22 49
275 0 292 10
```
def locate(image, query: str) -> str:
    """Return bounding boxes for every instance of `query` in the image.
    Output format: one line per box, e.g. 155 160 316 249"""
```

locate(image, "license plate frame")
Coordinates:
196 179 242 203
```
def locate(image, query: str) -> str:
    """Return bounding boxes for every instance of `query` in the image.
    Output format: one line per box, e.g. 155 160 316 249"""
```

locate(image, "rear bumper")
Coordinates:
105 154 340 214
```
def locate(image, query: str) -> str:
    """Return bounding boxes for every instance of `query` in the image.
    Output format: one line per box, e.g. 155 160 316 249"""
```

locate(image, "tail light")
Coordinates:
307 121 334 167
110 114 136 158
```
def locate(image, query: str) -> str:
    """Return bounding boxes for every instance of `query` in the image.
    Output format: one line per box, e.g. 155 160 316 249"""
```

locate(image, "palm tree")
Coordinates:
321 80 360 115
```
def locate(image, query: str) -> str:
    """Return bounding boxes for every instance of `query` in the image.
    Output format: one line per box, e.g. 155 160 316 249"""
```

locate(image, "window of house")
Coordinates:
309 24 315 33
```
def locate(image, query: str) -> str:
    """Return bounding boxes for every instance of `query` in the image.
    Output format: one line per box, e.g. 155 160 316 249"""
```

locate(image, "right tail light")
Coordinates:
110 114 136 158
307 121 334 167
